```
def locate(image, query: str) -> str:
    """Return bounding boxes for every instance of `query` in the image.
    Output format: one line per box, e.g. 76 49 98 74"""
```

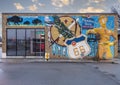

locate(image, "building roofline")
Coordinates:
2 13 118 15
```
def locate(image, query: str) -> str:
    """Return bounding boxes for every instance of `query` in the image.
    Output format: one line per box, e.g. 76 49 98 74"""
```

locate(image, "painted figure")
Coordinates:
87 15 117 59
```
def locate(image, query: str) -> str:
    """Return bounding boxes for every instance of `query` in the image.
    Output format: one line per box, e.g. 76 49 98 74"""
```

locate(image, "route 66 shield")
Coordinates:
65 34 91 59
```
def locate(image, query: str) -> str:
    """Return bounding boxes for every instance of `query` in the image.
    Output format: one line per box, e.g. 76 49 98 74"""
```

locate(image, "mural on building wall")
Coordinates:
87 15 117 59
7 16 44 26
7 15 117 59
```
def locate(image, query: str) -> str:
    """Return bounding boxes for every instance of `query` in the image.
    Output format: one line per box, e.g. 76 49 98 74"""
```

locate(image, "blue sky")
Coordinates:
0 0 120 36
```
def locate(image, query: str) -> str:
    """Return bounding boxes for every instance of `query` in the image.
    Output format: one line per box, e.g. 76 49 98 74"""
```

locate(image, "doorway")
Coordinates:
6 28 45 58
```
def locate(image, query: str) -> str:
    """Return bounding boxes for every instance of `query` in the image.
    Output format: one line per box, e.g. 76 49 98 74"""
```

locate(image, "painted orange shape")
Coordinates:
72 41 76 46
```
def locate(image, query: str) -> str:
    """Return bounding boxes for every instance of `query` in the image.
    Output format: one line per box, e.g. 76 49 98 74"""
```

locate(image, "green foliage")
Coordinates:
53 16 74 39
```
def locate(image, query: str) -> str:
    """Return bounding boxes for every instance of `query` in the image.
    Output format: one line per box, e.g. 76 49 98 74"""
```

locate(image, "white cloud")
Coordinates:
61 0 70 5
70 0 74 4
86 0 105 7
79 7 104 13
51 0 74 7
38 3 45 7
51 0 63 7
89 0 104 3
32 0 45 7
14 3 24 10
32 0 38 3
28 4 38 11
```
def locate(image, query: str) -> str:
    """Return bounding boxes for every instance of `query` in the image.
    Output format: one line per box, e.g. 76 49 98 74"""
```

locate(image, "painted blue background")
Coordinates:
7 15 115 58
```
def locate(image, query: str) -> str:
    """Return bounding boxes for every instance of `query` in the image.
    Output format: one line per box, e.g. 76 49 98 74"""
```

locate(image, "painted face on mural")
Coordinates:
99 15 107 27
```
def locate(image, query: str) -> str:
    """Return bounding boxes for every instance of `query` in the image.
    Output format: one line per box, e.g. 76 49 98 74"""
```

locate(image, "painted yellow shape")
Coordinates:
87 15 117 60
45 53 50 60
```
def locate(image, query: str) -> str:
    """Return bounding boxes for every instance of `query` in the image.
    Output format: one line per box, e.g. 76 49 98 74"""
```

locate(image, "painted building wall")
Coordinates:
2 13 118 60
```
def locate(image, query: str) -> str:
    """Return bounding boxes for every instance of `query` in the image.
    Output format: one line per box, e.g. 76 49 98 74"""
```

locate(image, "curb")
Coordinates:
0 58 119 64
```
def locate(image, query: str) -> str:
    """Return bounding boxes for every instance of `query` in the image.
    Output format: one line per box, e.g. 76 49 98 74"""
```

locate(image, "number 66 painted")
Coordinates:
65 34 91 59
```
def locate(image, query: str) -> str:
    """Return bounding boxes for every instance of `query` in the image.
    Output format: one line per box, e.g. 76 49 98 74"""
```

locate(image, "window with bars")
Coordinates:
6 28 45 57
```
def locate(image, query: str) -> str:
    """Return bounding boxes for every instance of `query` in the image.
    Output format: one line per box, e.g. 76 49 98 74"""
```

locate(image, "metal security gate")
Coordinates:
6 28 45 58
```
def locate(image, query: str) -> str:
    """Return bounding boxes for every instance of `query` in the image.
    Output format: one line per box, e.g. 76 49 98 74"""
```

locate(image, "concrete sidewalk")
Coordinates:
0 58 120 63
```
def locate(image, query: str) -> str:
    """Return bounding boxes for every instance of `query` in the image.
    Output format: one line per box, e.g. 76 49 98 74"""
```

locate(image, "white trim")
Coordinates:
2 53 44 58
26 56 43 58
5 56 25 58
6 56 43 58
